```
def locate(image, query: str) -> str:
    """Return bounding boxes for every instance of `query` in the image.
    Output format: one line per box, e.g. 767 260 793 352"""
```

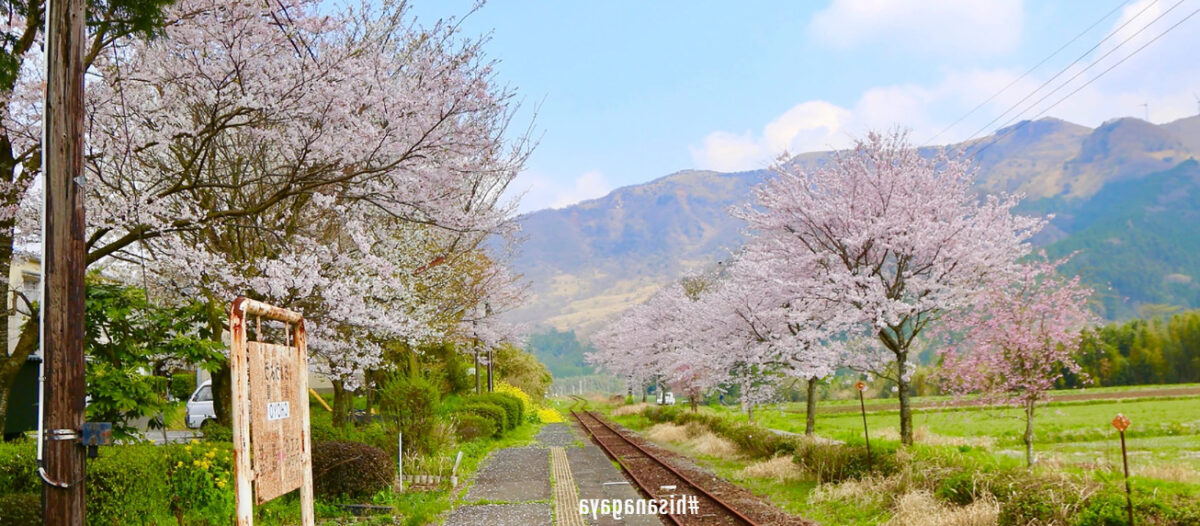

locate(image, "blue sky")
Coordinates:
406 1 1200 212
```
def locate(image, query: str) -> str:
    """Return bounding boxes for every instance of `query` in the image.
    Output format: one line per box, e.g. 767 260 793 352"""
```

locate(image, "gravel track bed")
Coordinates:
574 411 809 526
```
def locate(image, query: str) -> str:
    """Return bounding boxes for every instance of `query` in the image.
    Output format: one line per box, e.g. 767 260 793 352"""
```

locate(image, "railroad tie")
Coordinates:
551 446 587 526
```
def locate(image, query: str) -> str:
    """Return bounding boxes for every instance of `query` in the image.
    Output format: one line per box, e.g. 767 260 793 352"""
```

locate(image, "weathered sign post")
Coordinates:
229 297 314 526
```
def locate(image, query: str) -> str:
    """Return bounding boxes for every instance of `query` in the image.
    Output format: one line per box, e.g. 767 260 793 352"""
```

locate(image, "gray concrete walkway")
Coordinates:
444 422 663 526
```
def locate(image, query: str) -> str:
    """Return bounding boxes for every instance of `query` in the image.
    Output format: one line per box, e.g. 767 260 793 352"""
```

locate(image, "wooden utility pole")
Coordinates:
40 0 88 523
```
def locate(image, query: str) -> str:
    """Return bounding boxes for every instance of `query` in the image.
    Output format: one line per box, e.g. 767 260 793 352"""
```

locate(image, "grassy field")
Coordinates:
564 384 1200 525
711 393 1200 473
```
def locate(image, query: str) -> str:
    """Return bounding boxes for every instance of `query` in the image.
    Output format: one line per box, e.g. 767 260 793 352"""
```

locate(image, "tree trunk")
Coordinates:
211 362 233 427
1024 398 1036 467
689 393 697 412
331 379 349 429
0 314 38 436
805 377 818 436
896 352 913 446
747 405 754 424
641 383 646 403
203 298 233 427
362 370 374 424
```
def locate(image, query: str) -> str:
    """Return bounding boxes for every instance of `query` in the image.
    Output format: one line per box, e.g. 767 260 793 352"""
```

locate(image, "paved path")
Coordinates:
445 423 662 526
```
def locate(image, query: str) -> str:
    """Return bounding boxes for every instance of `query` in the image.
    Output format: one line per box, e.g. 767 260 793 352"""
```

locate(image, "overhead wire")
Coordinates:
963 0 1180 147
926 0 1132 145
970 2 1200 158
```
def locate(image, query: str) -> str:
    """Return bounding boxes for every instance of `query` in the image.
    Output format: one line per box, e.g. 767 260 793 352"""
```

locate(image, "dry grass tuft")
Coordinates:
742 456 803 482
688 432 741 459
611 403 651 416
875 426 995 449
646 423 691 443
1136 464 1199 484
886 490 999 526
809 475 902 509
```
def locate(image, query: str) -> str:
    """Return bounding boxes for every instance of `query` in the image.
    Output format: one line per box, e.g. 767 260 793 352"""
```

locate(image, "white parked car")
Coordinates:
186 381 216 429
656 392 675 405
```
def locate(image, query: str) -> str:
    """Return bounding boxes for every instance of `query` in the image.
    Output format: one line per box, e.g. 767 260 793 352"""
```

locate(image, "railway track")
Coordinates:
571 409 758 526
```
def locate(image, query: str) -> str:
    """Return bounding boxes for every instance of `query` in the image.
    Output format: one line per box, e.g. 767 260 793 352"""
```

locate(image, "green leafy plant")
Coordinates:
84 280 225 438
377 374 440 455
0 493 41 526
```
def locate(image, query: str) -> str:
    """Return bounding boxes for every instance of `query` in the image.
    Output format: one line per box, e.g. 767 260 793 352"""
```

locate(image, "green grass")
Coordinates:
593 384 1200 524
704 392 1200 472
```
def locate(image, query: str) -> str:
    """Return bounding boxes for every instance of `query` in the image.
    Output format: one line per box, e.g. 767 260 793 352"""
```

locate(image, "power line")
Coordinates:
971 4 1200 158
962 0 1172 145
926 0 1131 144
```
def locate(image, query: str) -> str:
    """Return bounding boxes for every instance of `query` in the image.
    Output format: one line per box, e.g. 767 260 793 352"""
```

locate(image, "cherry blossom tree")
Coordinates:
589 276 725 408
938 256 1096 466
739 130 1045 445
0 0 177 434
0 0 530 427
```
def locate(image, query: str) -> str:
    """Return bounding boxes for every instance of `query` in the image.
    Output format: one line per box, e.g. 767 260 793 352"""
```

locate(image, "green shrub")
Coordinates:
471 394 520 430
491 392 525 424
169 372 197 402
199 422 232 443
0 493 41 526
458 402 507 435
791 439 897 483
87 445 172 525
312 441 394 499
310 414 338 443
1072 484 1200 526
0 442 38 495
378 374 440 455
638 405 795 459
936 471 980 506
453 412 498 442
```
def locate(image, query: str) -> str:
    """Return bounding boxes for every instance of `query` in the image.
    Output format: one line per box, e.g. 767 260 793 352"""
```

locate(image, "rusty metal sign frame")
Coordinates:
229 297 315 526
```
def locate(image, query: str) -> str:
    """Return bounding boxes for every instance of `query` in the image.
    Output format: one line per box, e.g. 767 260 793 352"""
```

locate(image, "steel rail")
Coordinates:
572 410 758 526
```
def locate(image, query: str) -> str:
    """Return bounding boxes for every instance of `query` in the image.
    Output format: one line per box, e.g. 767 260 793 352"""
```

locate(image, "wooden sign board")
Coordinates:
230 298 314 526
248 341 305 503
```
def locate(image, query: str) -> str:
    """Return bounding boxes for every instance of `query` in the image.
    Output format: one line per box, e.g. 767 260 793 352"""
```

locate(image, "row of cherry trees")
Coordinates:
591 131 1096 462
0 0 529 429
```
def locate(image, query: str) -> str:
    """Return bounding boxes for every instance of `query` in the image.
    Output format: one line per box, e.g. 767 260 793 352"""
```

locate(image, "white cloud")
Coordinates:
550 170 611 208
808 0 1024 55
513 170 613 212
690 47 1200 173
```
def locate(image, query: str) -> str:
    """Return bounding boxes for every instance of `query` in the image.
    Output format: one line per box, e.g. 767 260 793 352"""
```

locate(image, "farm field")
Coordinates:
719 392 1200 472
790 383 1200 413
571 384 1200 525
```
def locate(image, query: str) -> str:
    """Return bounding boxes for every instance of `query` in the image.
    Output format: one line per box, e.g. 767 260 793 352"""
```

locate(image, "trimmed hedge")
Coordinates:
0 493 40 526
457 402 507 434
89 445 173 525
0 441 236 525
453 413 498 442
469 394 520 430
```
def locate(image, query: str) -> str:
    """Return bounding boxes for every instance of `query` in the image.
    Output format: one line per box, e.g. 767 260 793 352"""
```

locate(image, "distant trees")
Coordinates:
1071 310 1200 387
526 329 594 379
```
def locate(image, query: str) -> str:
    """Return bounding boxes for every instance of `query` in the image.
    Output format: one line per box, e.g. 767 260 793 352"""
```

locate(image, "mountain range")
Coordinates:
508 115 1200 349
